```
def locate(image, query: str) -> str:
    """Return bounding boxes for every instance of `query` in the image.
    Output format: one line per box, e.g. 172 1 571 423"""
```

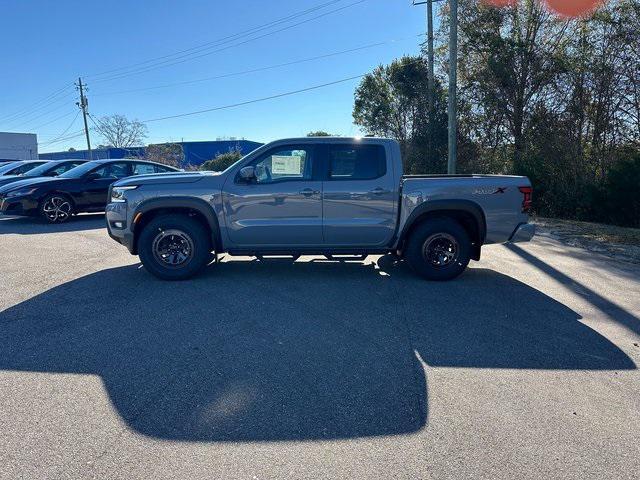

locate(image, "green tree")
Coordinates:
307 131 333 136
449 0 569 173
200 148 243 171
353 55 448 173
430 0 639 225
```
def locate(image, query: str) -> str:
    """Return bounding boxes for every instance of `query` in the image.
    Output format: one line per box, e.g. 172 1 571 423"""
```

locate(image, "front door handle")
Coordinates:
299 188 319 196
369 187 390 195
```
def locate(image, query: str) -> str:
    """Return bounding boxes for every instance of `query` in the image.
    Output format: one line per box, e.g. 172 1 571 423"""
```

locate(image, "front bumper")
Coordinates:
508 222 536 243
0 195 39 217
105 202 136 254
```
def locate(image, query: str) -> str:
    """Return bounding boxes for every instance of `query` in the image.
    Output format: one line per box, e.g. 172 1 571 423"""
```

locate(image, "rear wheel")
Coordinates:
40 194 74 223
138 214 211 280
404 217 471 281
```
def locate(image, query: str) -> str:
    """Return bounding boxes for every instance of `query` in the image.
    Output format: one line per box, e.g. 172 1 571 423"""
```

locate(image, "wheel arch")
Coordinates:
40 190 76 207
131 197 221 255
398 200 486 261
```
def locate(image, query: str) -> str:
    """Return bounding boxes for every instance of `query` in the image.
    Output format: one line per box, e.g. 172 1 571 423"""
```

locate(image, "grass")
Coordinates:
533 217 640 264
534 217 640 246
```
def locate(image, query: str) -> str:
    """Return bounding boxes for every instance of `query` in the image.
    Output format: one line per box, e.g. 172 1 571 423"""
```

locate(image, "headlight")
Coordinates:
5 187 38 198
111 185 138 203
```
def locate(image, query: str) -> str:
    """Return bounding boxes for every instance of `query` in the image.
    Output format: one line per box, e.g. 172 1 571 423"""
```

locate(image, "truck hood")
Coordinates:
114 171 215 187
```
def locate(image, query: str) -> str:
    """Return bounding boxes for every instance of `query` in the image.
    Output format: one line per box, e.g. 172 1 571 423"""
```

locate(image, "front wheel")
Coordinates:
404 217 471 281
138 214 211 280
40 194 74 223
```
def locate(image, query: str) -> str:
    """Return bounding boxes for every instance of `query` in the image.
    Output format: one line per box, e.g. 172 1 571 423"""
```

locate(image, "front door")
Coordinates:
83 162 131 209
223 145 322 248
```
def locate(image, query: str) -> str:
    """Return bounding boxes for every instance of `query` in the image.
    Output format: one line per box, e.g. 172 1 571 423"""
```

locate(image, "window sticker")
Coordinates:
271 155 302 175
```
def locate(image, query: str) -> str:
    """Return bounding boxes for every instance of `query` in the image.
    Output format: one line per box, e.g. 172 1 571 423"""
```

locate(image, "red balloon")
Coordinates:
483 0 605 18
544 0 604 17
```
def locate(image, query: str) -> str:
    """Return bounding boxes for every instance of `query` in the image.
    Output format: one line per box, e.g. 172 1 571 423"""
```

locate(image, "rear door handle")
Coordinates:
299 188 320 196
369 187 390 195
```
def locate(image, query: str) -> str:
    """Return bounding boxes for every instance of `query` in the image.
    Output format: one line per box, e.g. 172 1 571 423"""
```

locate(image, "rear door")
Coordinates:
322 143 396 247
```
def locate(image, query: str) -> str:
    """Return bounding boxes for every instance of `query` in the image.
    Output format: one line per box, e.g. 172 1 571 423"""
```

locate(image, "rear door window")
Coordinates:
328 145 386 180
154 165 176 173
91 162 130 179
51 162 83 175
13 162 46 175
132 163 157 175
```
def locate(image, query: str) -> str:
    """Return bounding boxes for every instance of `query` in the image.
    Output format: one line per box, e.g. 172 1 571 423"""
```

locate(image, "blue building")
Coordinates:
39 140 263 167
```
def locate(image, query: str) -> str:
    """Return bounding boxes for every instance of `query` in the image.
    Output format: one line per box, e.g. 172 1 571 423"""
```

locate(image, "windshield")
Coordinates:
0 162 23 174
59 161 101 179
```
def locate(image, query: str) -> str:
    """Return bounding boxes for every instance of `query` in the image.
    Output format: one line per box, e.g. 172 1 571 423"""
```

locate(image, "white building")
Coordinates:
0 132 38 160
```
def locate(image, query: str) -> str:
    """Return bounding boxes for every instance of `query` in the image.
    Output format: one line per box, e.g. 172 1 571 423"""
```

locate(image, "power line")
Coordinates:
140 57 424 123
41 60 425 149
92 35 421 97
7 99 77 131
86 112 107 137
0 84 74 123
30 110 78 131
85 0 345 79
90 0 368 84
1 90 76 128
142 74 366 123
45 110 81 144
38 130 87 146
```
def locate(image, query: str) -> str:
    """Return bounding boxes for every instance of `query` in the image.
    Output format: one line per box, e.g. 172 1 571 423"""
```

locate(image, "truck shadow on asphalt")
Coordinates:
0 214 105 234
0 257 635 442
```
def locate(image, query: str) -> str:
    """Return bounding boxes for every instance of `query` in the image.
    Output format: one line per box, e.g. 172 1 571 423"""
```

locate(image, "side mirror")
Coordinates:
239 166 256 181
86 172 101 181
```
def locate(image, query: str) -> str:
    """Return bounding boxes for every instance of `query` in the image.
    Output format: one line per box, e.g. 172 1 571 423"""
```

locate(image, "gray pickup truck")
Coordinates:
106 137 534 280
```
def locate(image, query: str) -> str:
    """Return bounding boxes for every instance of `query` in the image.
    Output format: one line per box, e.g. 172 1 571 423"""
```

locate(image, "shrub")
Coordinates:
200 149 242 171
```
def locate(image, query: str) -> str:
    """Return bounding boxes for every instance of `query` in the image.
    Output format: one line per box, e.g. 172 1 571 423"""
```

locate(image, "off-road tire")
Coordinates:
404 217 471 281
138 214 211 280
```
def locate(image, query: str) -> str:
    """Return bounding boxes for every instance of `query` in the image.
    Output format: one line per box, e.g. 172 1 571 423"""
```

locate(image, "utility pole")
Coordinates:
76 77 92 160
426 0 435 113
413 1 438 129
414 0 456 173
447 0 458 174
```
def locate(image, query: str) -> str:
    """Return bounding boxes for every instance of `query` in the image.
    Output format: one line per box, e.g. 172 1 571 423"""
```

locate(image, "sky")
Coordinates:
0 0 431 152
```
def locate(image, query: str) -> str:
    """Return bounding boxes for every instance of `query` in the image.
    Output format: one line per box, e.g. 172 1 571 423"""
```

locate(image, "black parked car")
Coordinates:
0 159 179 223
0 160 48 176
0 159 87 189
0 159 20 167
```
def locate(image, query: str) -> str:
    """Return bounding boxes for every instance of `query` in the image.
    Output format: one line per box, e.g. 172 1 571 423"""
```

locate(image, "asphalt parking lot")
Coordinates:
1 214 639 480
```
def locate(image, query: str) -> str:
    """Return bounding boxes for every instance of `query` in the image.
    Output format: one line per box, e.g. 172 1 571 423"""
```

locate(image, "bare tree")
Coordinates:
95 115 147 148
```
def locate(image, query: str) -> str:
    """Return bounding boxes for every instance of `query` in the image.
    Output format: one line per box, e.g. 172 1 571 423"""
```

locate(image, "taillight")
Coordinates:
519 186 533 213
